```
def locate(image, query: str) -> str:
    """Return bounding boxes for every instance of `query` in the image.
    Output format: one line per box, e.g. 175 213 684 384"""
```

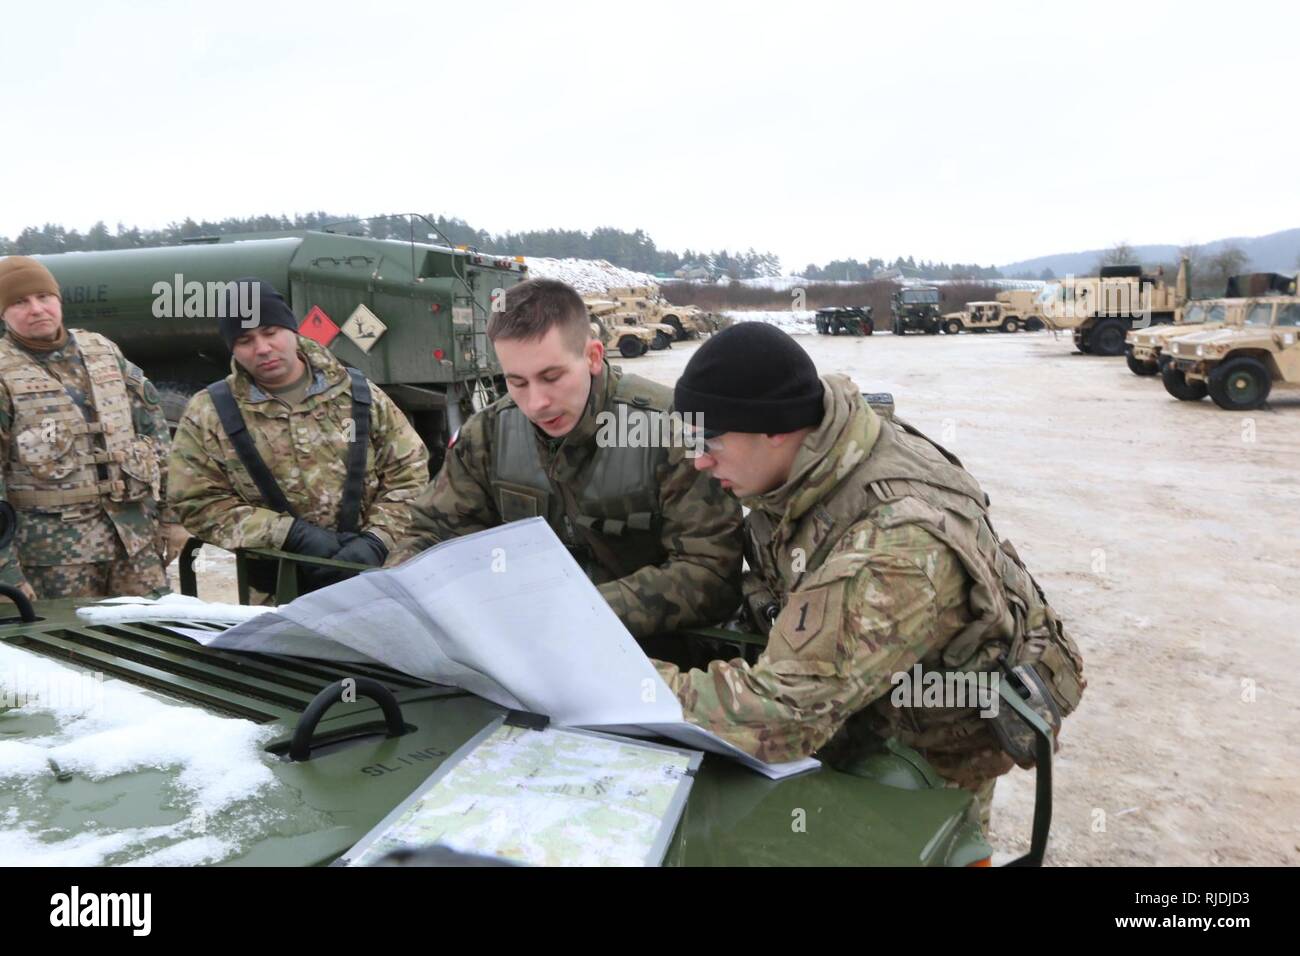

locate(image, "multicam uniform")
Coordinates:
656 375 1085 822
0 330 172 598
393 361 744 640
167 336 428 553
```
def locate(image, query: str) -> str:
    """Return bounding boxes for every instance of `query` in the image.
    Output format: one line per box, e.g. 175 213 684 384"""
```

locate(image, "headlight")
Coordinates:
1196 345 1205 357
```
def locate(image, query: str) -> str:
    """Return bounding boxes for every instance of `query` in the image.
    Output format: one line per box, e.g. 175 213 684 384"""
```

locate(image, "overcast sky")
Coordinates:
4 0 1296 270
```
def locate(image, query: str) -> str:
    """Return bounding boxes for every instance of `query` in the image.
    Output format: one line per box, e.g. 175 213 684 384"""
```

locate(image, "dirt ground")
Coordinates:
631 327 1300 866
169 327 1300 865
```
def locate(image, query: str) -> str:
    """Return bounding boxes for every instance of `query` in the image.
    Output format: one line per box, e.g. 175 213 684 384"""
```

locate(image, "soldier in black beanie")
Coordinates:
216 277 299 350
660 320 1083 837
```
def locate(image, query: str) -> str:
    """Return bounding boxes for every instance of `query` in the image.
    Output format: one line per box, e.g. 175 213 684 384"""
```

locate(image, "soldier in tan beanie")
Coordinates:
0 256 186 600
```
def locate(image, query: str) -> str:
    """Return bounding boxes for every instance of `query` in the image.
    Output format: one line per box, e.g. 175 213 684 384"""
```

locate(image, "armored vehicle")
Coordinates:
1039 260 1186 356
1163 295 1300 409
34 230 527 470
605 286 718 341
890 286 943 335
941 301 1024 335
994 289 1047 331
1124 298 1241 376
583 297 662 357
814 306 874 336
0 533 1056 866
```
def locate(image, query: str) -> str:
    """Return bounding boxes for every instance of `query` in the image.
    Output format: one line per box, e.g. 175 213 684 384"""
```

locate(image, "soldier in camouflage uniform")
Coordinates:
393 278 742 640
168 280 428 592
0 256 180 600
659 323 1085 829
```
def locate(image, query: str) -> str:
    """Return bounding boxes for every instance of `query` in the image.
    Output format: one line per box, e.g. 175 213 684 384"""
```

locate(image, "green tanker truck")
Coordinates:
33 230 527 469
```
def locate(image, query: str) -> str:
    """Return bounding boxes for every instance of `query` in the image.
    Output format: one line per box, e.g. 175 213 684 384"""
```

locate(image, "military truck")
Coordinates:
0 525 1056 866
940 301 1025 335
583 297 663 356
1039 260 1186 356
814 306 874 336
34 230 527 470
1163 295 1300 409
890 286 943 335
1125 298 1241 376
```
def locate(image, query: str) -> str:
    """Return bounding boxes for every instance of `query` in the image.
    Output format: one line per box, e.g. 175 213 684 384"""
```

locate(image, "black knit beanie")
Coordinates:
218 277 299 350
674 321 824 434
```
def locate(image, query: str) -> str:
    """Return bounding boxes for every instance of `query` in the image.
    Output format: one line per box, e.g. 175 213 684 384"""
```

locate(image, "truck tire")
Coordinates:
945 319 962 335
1208 357 1271 411
1126 351 1158 376
665 316 688 342
1026 318 1044 331
155 382 203 432
862 319 874 336
1161 364 1207 402
1001 318 1020 333
619 337 646 358
651 331 672 350
1091 319 1127 356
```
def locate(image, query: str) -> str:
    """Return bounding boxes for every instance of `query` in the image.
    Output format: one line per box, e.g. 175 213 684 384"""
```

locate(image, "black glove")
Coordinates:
283 518 346 558
332 532 388 568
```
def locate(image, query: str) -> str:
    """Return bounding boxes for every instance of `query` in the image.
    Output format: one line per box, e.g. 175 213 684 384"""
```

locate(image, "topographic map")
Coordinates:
346 721 698 866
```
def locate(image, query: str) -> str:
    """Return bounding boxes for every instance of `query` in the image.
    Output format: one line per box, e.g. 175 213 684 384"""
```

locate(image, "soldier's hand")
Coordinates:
283 518 346 558
332 532 388 568
160 523 191 567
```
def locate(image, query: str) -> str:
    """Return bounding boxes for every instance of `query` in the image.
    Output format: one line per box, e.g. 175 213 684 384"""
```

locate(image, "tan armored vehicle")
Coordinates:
1163 296 1300 409
594 287 676 349
585 298 658 358
604 285 718 341
941 301 1025 334
995 289 1048 331
1125 298 1242 376
1040 259 1187 355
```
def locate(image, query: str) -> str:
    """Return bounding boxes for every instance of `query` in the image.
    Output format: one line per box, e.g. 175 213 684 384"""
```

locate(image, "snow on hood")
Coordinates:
0 639 282 866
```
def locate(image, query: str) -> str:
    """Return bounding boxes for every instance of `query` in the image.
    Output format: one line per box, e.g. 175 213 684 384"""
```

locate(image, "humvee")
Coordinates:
1039 260 1186 356
584 298 659 357
941 302 1024 335
1163 296 1300 409
814 306 874 336
605 286 718 342
0 534 1055 867
1125 299 1242 376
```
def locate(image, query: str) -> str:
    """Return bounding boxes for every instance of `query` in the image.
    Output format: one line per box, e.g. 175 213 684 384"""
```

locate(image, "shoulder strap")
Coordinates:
205 379 296 517
336 368 373 534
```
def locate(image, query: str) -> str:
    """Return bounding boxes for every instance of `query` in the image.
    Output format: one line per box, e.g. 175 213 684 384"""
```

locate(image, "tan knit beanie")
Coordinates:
0 256 61 312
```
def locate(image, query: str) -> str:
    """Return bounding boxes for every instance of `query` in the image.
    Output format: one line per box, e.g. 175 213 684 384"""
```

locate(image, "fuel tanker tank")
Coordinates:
34 230 527 465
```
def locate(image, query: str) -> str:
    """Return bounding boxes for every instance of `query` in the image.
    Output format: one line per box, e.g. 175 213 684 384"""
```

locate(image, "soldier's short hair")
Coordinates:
487 278 590 354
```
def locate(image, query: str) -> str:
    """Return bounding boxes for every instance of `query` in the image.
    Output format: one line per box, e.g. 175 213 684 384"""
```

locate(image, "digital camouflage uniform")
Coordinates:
393 361 744 640
656 375 1085 826
0 329 173 599
167 336 428 553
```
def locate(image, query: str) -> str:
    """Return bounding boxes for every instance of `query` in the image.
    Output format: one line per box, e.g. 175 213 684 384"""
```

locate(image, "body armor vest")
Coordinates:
748 409 1085 726
489 372 671 582
0 330 158 513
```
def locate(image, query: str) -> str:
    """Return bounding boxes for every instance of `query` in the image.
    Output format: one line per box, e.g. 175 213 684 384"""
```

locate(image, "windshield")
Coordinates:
1277 304 1300 327
1182 305 1205 324
1246 304 1273 326
901 288 940 305
1206 304 1225 323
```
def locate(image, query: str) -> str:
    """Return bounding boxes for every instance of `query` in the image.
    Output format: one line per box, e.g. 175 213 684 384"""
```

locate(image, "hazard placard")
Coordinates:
300 305 341 347
341 304 388 353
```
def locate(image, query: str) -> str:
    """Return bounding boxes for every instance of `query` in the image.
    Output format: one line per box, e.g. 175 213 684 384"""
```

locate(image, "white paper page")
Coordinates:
387 519 683 728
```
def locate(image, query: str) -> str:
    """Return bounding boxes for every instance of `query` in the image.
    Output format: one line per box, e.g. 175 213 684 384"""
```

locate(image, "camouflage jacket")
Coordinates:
393 361 744 639
657 375 1083 785
0 329 173 585
167 336 429 552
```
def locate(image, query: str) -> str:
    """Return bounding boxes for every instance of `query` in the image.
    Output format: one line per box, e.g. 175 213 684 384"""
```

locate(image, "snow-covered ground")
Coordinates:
738 275 1044 291
722 310 819 334
524 257 659 295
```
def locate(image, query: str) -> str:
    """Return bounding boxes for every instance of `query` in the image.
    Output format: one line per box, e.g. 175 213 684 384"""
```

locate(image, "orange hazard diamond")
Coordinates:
300 305 341 347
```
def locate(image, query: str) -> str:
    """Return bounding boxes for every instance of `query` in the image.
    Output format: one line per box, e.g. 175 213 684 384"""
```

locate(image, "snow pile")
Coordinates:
722 311 819 335
0 639 285 866
524 257 659 295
